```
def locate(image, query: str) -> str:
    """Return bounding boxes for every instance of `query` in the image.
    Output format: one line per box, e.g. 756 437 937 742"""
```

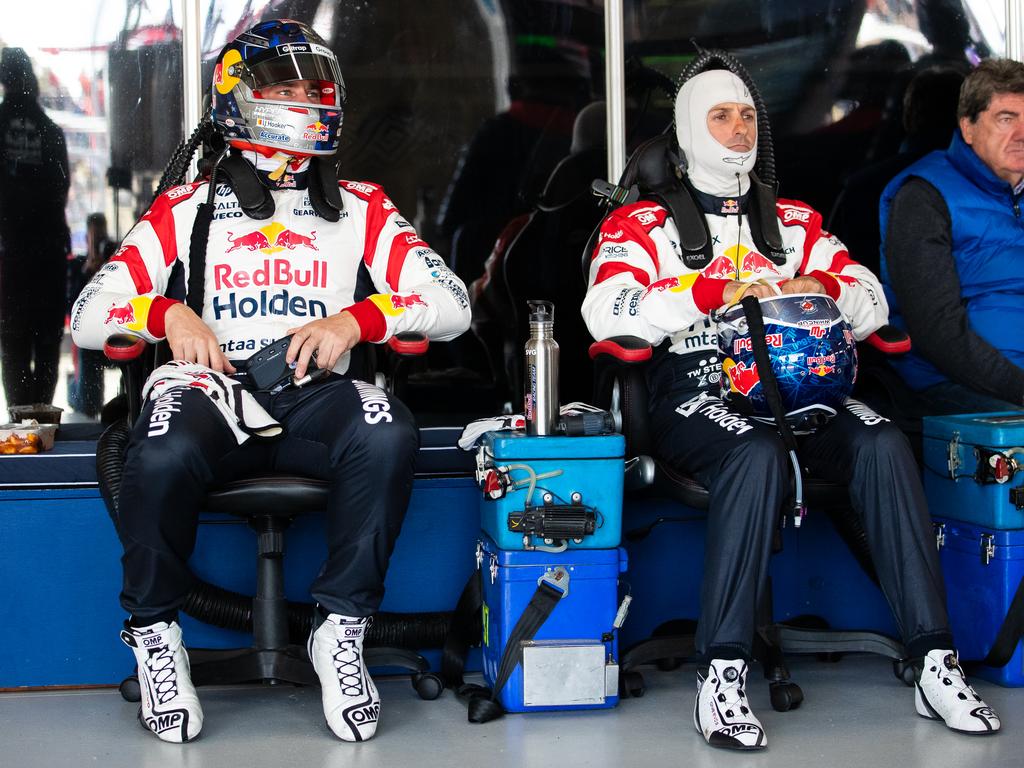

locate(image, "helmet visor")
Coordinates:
247 50 346 105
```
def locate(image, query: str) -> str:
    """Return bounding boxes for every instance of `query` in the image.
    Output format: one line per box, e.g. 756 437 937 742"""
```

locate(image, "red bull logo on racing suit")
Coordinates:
226 222 318 255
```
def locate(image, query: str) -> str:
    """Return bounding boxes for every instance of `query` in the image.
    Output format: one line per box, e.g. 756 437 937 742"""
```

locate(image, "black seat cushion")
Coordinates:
654 459 851 511
206 474 330 517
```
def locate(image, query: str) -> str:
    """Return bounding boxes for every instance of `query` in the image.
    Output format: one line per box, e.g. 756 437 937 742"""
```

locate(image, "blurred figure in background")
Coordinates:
67 213 117 418
0 47 70 407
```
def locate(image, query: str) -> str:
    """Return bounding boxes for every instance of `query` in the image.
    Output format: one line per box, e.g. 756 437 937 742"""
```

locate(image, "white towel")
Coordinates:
456 402 606 451
142 361 284 444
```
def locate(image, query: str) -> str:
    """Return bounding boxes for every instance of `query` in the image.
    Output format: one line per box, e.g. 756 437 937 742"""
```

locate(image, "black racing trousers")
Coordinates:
113 374 418 622
650 390 953 664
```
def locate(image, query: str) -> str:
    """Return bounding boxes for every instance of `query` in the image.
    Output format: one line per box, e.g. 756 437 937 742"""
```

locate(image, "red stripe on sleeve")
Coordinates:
142 195 179 266
807 270 842 300
385 235 428 291
110 244 154 294
362 187 392 267
825 250 860 273
594 261 652 287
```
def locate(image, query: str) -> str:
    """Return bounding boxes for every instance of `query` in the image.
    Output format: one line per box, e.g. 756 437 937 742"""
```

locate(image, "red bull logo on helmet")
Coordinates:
722 357 761 397
226 223 318 255
302 121 331 142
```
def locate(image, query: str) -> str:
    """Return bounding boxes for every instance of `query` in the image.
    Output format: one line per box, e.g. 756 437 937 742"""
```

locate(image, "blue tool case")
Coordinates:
923 412 1024 530
478 536 627 712
477 431 625 550
933 516 1024 687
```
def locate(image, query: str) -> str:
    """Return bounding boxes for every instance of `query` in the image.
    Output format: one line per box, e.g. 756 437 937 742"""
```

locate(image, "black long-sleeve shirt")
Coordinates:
886 177 1024 404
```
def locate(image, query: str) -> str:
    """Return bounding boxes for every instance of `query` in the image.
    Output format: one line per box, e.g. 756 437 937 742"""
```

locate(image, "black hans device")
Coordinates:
245 335 328 393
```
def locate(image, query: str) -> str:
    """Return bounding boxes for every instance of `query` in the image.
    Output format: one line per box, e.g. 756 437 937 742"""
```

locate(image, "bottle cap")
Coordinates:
527 300 555 324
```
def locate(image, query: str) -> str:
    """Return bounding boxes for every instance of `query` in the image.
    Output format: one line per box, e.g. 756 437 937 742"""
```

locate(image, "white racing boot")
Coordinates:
694 659 767 750
309 614 380 741
120 621 203 743
916 649 1000 734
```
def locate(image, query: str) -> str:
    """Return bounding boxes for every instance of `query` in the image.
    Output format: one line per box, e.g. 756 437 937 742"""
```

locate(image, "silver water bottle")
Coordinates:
524 300 559 435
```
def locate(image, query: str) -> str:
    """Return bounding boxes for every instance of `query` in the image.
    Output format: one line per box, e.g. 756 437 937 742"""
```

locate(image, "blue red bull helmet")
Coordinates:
716 294 857 426
211 19 345 156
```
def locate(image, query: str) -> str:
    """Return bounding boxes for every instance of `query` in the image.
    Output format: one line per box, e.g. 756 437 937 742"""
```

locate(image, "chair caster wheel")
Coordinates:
769 681 803 712
893 658 916 687
119 675 141 702
620 670 646 699
655 657 685 672
412 672 443 701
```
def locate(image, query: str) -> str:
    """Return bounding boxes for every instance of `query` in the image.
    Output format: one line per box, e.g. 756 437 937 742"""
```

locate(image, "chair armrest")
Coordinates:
865 326 911 355
387 332 430 357
103 334 149 362
588 336 653 364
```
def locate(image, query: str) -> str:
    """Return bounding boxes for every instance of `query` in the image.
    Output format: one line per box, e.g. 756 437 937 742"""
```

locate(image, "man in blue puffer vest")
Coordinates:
881 58 1024 413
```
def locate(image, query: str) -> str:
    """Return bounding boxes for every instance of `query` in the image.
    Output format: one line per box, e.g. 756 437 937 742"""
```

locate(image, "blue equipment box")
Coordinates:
923 412 1024 530
934 516 1024 686
479 431 625 550
479 535 627 712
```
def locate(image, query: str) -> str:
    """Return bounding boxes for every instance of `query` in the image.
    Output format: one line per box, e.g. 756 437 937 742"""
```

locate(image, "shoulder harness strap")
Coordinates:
307 155 345 222
746 172 787 266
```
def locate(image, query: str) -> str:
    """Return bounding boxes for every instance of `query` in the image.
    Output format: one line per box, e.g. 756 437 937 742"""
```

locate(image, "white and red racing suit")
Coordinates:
78 174 470 623
71 179 470 366
582 195 952 665
581 197 888 357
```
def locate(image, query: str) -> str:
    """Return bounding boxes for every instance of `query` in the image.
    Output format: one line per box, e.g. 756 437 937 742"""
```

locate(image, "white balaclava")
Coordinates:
674 69 757 197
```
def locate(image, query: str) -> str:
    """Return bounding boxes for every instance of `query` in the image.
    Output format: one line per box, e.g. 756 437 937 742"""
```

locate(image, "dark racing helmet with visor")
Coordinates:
211 19 346 156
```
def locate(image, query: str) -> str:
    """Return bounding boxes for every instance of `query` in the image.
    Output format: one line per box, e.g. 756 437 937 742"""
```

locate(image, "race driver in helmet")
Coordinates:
582 62 1001 749
71 19 470 744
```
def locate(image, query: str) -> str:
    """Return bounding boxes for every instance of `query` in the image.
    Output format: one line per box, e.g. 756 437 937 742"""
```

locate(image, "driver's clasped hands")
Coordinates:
718 275 825 309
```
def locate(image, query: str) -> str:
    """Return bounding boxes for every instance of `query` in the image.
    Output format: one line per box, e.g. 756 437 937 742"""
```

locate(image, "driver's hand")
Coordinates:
164 303 236 373
286 311 362 378
719 280 776 309
779 276 826 295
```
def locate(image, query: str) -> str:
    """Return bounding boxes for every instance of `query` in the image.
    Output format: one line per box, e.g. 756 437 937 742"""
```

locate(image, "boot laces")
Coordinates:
935 653 978 702
145 644 180 705
331 638 364 696
709 667 750 719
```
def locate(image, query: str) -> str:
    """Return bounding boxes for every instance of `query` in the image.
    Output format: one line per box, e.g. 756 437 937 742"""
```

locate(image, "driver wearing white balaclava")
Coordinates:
674 69 757 197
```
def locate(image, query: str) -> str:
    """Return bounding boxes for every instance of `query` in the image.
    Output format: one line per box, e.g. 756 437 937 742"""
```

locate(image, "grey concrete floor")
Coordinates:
2 655 1022 768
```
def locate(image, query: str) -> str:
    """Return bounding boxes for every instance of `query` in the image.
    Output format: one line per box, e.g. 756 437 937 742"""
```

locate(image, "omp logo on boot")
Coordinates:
226 222 318 254
147 712 183 733
347 703 379 724
104 296 152 333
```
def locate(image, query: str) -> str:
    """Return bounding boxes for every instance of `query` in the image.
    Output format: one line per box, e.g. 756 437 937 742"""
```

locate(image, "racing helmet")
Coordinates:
716 294 857 427
211 19 345 156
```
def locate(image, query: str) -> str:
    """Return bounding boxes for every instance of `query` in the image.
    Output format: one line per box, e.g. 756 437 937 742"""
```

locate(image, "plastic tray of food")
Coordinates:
0 421 58 454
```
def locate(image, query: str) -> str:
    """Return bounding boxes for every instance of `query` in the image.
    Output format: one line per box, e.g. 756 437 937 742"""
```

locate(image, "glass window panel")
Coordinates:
624 0 1006 276
0 2 184 423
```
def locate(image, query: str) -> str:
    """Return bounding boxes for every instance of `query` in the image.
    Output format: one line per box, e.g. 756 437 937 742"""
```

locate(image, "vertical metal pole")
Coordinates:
605 0 626 183
181 0 203 179
1008 0 1023 62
